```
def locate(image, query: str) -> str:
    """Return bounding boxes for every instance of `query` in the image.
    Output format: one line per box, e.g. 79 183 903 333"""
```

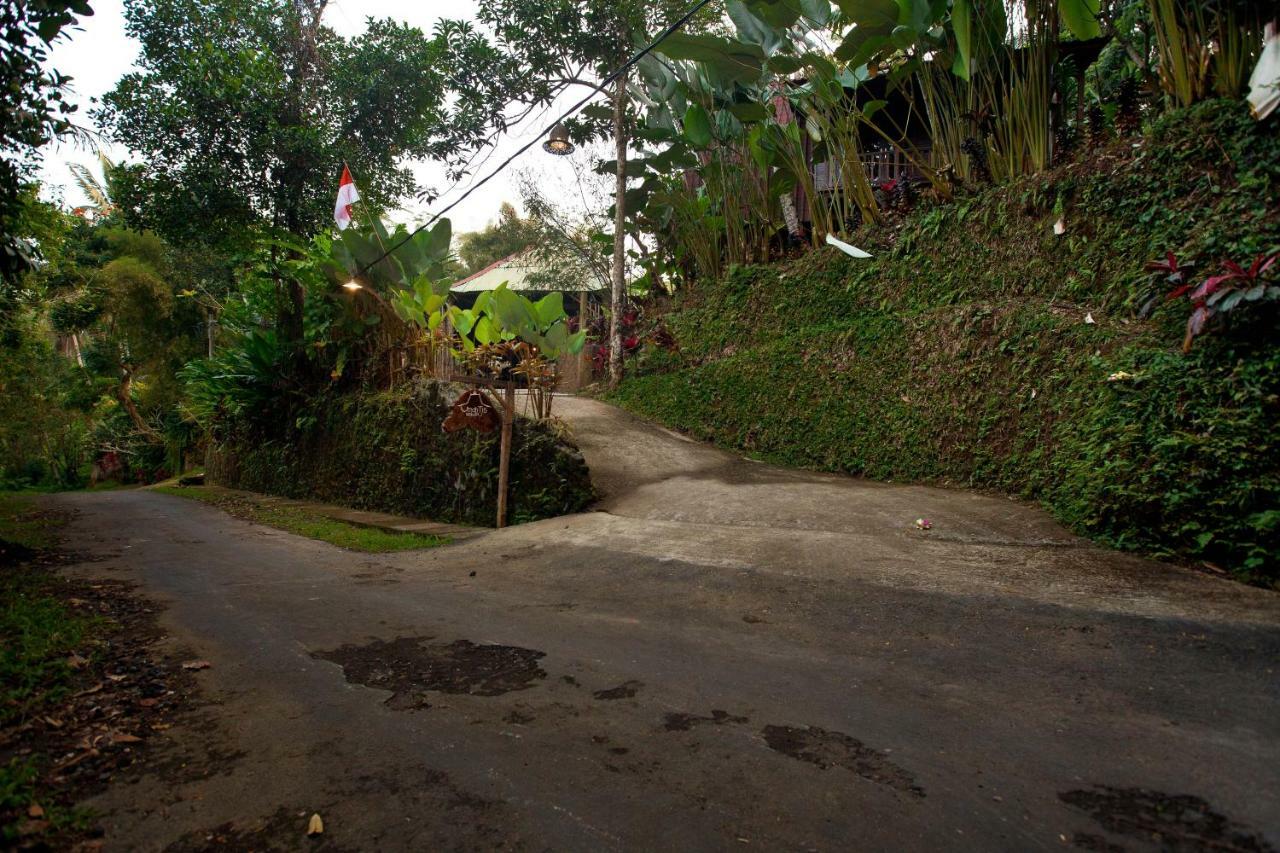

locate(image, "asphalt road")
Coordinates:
55 398 1280 852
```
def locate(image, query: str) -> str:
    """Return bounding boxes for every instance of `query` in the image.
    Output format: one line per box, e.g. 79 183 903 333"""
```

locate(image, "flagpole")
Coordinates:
343 161 390 258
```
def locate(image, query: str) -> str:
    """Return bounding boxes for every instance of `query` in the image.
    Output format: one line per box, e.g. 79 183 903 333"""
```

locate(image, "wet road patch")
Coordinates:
1059 786 1274 852
762 724 924 798
313 637 547 709
663 710 748 732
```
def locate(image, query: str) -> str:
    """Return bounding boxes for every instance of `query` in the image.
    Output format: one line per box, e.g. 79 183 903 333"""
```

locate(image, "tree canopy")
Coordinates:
96 0 452 245
455 203 538 276
1 0 93 299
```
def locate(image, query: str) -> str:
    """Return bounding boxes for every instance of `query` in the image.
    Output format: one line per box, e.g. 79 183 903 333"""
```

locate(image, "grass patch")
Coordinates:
0 493 65 551
0 492 99 843
151 486 449 552
0 758 93 843
0 494 95 730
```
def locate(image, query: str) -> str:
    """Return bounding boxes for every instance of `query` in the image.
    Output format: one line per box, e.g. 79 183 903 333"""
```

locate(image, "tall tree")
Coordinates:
95 0 463 338
455 202 538 275
0 0 93 301
459 0 714 387
47 224 201 442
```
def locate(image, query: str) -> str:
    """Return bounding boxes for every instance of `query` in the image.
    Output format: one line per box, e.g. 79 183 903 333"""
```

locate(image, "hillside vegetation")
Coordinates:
611 101 1280 585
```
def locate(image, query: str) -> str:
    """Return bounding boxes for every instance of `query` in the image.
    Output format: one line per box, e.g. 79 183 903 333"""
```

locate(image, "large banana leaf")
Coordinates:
952 0 973 79
533 292 565 330
742 0 798 27
489 284 541 336
834 0 931 65
655 32 766 85
729 0 786 54
684 103 714 147
1058 0 1100 39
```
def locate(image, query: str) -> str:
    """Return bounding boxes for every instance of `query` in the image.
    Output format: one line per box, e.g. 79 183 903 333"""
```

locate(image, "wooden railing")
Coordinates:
812 147 931 192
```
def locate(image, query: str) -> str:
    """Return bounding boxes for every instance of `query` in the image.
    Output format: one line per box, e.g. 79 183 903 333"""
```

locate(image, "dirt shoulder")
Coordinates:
0 496 204 851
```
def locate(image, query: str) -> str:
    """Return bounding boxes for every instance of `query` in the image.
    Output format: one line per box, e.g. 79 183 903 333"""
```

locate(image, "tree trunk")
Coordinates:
608 72 628 390
118 367 160 441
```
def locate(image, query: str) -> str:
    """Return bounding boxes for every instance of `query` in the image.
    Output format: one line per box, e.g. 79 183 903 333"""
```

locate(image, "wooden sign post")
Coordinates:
443 376 516 529
496 380 514 529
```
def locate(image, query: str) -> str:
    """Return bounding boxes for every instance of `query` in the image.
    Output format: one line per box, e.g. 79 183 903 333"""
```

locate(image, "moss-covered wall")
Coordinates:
611 101 1279 584
208 383 595 526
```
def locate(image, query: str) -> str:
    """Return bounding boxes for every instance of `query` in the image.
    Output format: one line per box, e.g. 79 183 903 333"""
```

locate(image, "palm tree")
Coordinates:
67 150 118 218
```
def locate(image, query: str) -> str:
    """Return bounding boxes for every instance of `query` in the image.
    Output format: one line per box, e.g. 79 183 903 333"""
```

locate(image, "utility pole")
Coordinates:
608 70 628 389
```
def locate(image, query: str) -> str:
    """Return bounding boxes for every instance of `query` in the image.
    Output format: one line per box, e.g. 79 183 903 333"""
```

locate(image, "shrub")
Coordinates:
207 382 594 526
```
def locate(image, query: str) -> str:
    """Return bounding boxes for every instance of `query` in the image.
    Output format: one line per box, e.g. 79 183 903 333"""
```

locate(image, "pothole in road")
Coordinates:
313 637 547 709
1060 786 1274 852
762 724 925 798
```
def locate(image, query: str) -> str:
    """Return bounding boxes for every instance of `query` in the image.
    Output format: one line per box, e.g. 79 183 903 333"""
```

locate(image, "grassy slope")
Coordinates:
612 100 1280 584
151 486 448 552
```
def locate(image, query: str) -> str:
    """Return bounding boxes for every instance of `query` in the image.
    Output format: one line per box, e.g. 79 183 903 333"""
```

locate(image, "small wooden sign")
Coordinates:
443 389 500 434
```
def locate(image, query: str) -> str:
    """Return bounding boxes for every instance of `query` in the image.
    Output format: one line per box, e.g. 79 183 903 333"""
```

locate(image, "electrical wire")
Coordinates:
422 86 568 213
353 0 718 277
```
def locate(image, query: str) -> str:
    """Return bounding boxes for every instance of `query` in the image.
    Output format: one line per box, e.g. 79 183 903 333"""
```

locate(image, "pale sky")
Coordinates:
38 0 608 234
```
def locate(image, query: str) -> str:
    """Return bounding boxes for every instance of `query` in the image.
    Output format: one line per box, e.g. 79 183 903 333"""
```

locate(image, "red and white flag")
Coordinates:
334 164 360 230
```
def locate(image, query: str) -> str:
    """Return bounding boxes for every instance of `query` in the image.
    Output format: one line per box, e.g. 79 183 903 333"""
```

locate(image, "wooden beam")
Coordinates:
496 379 515 528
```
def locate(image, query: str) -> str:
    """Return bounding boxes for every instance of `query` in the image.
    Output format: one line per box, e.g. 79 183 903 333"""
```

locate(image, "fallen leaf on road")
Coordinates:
66 653 89 670
53 748 99 771
105 673 127 682
307 813 324 836
109 731 143 744
181 660 212 671
27 803 44 818
138 697 158 708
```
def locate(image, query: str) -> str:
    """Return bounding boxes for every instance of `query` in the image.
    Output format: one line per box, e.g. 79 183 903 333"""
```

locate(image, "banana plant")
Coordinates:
327 218 454 292
390 277 450 332
449 284 587 359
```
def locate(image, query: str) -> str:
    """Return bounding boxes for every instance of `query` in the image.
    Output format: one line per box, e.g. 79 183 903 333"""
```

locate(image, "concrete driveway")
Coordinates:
55 397 1280 851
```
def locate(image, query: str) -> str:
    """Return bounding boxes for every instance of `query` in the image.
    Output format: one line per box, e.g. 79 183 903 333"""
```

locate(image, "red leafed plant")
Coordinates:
1157 252 1278 352
1140 251 1192 318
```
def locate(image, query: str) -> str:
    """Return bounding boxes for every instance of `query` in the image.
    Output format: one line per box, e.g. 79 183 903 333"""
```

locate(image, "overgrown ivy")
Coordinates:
610 100 1279 585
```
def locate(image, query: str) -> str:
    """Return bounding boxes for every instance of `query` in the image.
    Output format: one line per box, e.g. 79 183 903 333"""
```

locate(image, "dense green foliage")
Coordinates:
206 384 595 526
0 313 94 489
0 0 92 291
98 0 449 243
611 100 1280 584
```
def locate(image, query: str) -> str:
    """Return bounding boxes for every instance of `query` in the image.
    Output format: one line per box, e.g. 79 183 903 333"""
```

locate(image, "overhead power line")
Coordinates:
355 0 717 277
